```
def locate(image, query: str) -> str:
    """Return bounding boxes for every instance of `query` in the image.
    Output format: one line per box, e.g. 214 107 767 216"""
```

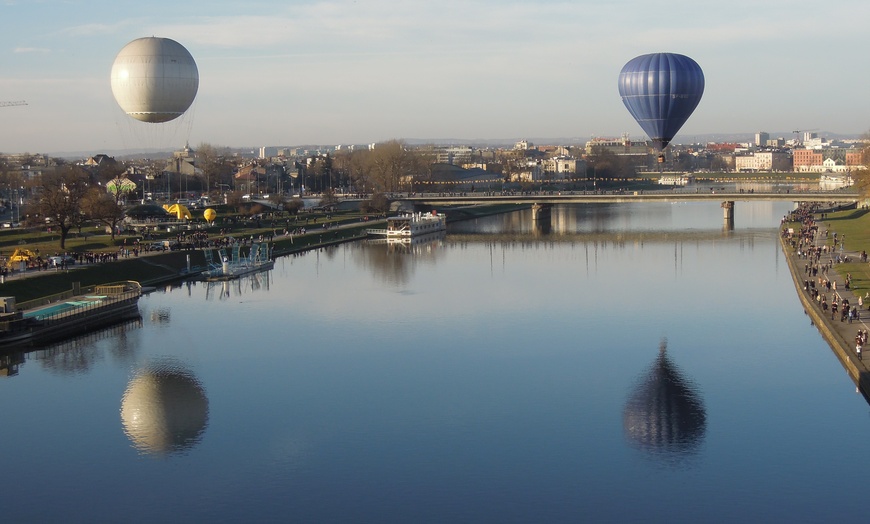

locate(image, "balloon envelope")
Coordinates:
204 208 216 222
110 37 199 123
618 53 704 151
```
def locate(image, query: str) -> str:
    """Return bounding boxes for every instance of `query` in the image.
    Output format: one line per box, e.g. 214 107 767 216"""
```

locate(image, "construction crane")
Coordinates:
792 128 819 145
0 100 27 108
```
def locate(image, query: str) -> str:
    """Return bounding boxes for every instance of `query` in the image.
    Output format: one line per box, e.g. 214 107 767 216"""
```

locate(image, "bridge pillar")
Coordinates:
531 203 552 221
721 201 735 230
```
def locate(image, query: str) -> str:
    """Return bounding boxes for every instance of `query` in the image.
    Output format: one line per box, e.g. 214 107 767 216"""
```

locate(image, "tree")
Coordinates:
585 146 634 182
284 197 304 215
370 140 417 192
196 143 235 197
319 187 338 208
35 166 91 249
226 190 246 212
335 149 374 194
851 134 870 198
360 192 390 214
80 187 125 240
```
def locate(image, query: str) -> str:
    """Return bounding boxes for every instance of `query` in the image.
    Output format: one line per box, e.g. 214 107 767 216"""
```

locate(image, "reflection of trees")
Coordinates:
37 319 142 375
121 359 209 456
623 338 707 463
351 236 445 286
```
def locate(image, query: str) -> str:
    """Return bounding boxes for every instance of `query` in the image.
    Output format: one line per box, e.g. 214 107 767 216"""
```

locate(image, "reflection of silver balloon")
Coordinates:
623 339 706 460
120 361 209 455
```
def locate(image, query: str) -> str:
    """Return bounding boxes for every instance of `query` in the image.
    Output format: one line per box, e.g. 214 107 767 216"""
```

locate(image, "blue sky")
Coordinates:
1 0 869 154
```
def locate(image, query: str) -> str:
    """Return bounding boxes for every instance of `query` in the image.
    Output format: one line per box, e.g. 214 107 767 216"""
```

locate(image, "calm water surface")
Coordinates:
2 201 867 523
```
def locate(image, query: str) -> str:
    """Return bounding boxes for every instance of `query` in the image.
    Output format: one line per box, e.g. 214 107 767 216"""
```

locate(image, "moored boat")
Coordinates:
0 281 142 348
385 212 447 238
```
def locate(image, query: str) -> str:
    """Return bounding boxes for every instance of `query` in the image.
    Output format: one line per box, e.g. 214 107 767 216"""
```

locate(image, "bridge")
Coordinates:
383 189 863 225
390 189 861 206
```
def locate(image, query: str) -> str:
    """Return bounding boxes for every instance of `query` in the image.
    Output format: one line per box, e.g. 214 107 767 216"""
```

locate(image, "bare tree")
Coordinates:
80 186 126 240
35 166 92 249
196 143 235 197
335 149 374 194
850 133 870 198
370 140 419 192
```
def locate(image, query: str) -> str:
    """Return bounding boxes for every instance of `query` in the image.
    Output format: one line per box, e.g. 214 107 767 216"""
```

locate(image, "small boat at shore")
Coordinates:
0 281 142 348
201 242 274 281
384 212 447 238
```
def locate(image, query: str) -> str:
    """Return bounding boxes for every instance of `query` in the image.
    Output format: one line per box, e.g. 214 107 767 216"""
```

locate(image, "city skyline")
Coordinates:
2 0 870 155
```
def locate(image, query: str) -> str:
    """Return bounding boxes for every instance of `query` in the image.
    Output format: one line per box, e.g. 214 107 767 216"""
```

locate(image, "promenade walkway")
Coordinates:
781 220 870 396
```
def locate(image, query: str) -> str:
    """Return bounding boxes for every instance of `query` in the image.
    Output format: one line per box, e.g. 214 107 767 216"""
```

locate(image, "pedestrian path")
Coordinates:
782 223 870 394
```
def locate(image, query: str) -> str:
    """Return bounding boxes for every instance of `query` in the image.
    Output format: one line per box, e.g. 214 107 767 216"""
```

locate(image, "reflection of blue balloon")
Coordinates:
618 53 705 151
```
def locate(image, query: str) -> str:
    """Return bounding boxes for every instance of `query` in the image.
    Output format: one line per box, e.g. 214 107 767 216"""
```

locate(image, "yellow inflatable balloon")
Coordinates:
204 208 216 222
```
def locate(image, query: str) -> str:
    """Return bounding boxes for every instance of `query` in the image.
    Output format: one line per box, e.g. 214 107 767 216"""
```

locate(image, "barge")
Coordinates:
0 281 142 348
384 212 447 238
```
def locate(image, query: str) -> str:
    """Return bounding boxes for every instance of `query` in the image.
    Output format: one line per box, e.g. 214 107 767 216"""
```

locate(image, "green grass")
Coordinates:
794 207 870 298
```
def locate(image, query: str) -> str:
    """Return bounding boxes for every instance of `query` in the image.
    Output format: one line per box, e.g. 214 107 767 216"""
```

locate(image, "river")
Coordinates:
1 200 867 522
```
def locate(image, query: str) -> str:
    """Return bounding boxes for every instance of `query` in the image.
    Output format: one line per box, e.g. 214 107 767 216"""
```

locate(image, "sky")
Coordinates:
2 0 870 155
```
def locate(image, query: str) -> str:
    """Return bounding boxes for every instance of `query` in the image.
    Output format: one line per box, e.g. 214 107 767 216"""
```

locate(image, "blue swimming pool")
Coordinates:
24 299 100 320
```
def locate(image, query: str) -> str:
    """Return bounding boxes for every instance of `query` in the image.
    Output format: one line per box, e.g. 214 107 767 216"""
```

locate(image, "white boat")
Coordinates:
385 212 446 238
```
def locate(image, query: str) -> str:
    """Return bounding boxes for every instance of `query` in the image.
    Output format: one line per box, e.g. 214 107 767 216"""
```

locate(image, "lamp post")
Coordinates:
15 188 21 225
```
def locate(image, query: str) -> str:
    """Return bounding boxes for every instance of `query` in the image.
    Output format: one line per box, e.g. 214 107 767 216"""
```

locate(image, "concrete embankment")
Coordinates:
779 230 870 395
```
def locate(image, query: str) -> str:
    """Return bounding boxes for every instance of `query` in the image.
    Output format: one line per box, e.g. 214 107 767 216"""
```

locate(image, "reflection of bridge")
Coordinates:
445 229 774 245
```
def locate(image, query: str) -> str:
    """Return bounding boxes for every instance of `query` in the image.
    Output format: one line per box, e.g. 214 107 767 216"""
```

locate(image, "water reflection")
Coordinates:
35 318 143 375
623 338 707 464
202 270 273 300
385 230 446 254
354 233 446 285
120 359 209 456
0 352 24 376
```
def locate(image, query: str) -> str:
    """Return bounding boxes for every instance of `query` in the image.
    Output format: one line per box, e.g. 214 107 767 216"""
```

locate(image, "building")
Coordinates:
425 145 475 165
793 148 864 172
755 132 769 147
542 157 583 178
585 134 649 157
733 151 790 172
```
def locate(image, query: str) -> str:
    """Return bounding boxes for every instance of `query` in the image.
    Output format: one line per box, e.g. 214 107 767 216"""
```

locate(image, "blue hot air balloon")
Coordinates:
618 53 704 152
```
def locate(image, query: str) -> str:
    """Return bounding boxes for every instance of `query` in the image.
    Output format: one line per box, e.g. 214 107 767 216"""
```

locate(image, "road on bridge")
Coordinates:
378 189 861 206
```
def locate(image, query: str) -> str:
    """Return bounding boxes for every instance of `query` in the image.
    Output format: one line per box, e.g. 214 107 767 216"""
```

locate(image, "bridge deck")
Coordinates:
388 190 861 206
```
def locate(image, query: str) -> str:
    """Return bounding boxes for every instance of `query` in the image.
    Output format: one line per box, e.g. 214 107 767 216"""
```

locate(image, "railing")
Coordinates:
15 281 142 312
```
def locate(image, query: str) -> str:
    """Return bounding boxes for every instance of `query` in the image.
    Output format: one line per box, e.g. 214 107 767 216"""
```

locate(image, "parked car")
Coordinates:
48 255 76 267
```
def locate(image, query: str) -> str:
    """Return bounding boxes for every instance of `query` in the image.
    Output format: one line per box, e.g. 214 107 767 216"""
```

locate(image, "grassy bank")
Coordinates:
812 207 870 298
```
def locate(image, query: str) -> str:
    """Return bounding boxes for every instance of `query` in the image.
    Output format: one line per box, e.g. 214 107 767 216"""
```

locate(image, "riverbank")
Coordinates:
0 204 527 303
780 215 870 397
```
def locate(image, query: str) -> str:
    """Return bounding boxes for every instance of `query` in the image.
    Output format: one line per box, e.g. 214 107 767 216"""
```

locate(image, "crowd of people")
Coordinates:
785 202 870 361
